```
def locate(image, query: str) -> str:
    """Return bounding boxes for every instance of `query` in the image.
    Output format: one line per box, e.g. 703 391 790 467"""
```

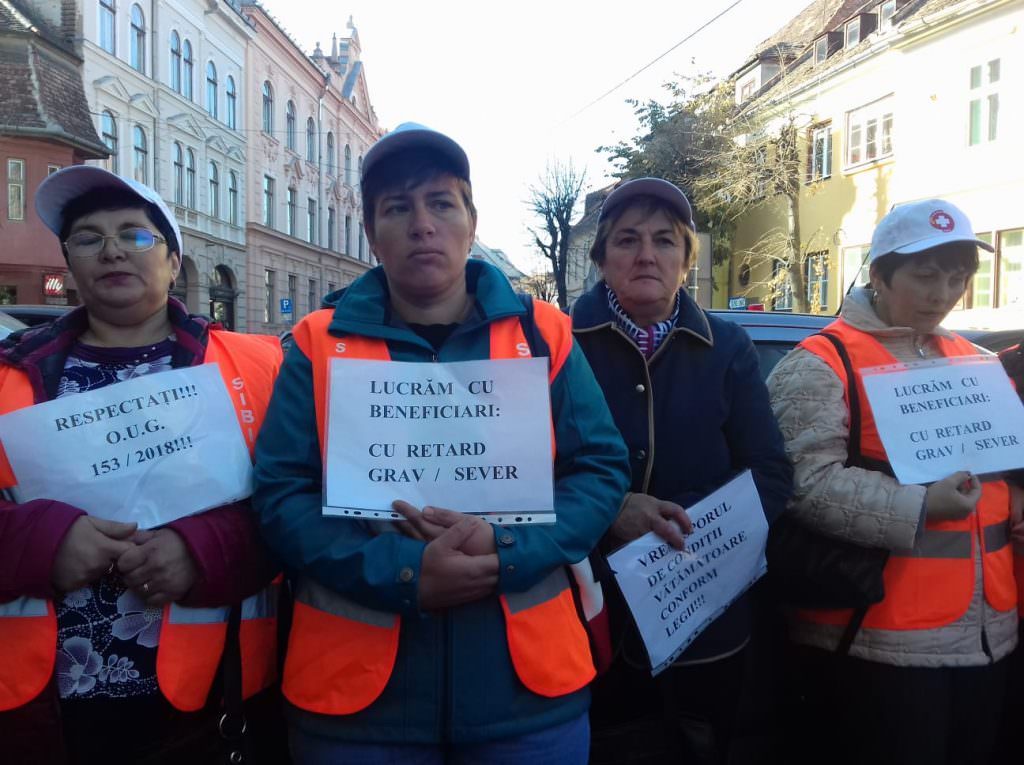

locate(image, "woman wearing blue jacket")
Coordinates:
253 123 630 764
572 178 792 764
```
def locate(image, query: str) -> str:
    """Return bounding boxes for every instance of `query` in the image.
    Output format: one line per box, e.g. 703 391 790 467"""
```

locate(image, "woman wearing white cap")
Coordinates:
0 166 283 764
253 123 629 764
571 177 793 764
767 199 1017 764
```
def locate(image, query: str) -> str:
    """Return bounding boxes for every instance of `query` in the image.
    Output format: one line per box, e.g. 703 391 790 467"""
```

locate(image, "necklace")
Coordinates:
913 335 928 359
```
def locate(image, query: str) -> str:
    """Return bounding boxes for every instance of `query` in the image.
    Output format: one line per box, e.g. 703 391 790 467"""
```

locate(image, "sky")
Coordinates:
260 0 815 272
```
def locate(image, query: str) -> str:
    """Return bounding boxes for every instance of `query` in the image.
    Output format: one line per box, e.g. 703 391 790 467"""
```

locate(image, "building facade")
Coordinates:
241 5 378 333
722 0 1024 316
75 0 253 327
0 0 107 306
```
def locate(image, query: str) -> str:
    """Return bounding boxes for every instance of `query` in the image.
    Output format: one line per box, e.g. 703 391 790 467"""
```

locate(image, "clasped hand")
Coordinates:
392 501 499 611
51 517 197 606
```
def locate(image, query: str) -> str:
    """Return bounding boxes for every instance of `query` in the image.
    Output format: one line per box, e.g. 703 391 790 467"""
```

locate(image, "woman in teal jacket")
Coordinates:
253 123 629 764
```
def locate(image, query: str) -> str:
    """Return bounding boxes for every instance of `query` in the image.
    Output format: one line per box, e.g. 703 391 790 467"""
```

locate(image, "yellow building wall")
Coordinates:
726 0 1024 314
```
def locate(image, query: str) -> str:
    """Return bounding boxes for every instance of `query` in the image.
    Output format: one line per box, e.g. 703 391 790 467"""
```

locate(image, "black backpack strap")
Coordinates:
816 332 895 477
814 331 890 655
515 292 551 360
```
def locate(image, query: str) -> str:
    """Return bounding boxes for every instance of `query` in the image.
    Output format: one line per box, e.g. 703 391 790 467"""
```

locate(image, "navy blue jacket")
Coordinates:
572 282 792 662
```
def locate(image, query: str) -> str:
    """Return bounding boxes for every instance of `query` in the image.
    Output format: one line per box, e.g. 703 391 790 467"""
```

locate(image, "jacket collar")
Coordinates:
572 280 713 348
0 297 210 401
324 260 527 344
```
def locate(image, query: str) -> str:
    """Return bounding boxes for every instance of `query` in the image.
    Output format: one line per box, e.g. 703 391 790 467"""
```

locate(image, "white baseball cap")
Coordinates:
36 165 183 255
598 177 694 230
361 122 470 184
869 198 993 262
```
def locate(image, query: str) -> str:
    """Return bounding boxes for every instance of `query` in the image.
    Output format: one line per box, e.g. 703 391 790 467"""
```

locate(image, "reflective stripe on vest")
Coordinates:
0 597 56 712
158 579 281 712
283 578 400 715
0 333 282 711
282 304 594 715
799 320 1017 631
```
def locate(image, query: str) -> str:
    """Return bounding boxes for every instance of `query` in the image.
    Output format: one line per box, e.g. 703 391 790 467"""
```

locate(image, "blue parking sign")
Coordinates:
280 298 293 315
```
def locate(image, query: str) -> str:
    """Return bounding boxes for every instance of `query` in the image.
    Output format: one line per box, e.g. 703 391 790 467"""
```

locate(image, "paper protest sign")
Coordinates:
0 364 252 528
860 355 1024 484
323 357 555 523
608 471 768 676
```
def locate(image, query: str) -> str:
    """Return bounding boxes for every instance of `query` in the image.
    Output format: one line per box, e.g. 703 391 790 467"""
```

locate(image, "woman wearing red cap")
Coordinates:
768 199 1018 764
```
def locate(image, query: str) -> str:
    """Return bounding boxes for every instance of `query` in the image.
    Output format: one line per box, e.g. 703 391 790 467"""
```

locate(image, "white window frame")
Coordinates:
184 148 196 208
98 0 116 55
968 59 1000 146
809 123 832 181
287 188 296 236
262 176 274 227
845 95 894 168
169 31 181 92
129 4 145 73
7 159 25 221
814 37 828 65
225 76 237 129
806 254 830 312
228 171 239 226
205 61 218 118
132 126 148 184
172 142 184 204
879 0 896 29
100 111 118 173
842 245 871 296
845 18 861 48
208 161 219 219
182 40 194 100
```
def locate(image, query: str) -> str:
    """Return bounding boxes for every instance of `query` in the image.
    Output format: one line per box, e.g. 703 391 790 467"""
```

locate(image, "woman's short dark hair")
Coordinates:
589 195 698 270
871 242 980 287
58 190 179 259
360 148 476 236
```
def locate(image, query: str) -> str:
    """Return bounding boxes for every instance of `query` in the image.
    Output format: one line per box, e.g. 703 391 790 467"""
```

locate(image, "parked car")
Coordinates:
709 309 1024 379
0 309 28 340
1 304 72 327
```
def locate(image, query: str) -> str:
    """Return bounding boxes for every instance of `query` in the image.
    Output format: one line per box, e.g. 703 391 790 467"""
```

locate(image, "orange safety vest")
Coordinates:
798 319 1017 631
0 330 283 712
281 303 596 716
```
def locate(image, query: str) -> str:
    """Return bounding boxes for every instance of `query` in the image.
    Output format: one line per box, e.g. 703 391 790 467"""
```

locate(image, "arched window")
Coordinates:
185 148 196 208
182 40 194 100
101 111 118 173
344 144 352 184
99 0 116 54
169 31 181 92
261 81 274 133
326 132 335 174
130 5 145 72
208 161 219 218
173 142 184 204
225 76 237 129
205 61 218 118
228 171 239 226
132 126 148 184
306 117 316 162
286 101 296 151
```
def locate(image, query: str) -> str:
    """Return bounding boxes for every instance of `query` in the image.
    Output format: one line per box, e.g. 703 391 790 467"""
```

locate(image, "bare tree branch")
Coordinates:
526 161 586 309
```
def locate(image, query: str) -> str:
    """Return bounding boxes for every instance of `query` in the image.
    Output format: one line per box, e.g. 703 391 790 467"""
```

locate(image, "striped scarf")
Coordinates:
605 285 680 358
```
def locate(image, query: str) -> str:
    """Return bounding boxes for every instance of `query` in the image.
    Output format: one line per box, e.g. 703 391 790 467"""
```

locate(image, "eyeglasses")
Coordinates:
64 228 167 258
